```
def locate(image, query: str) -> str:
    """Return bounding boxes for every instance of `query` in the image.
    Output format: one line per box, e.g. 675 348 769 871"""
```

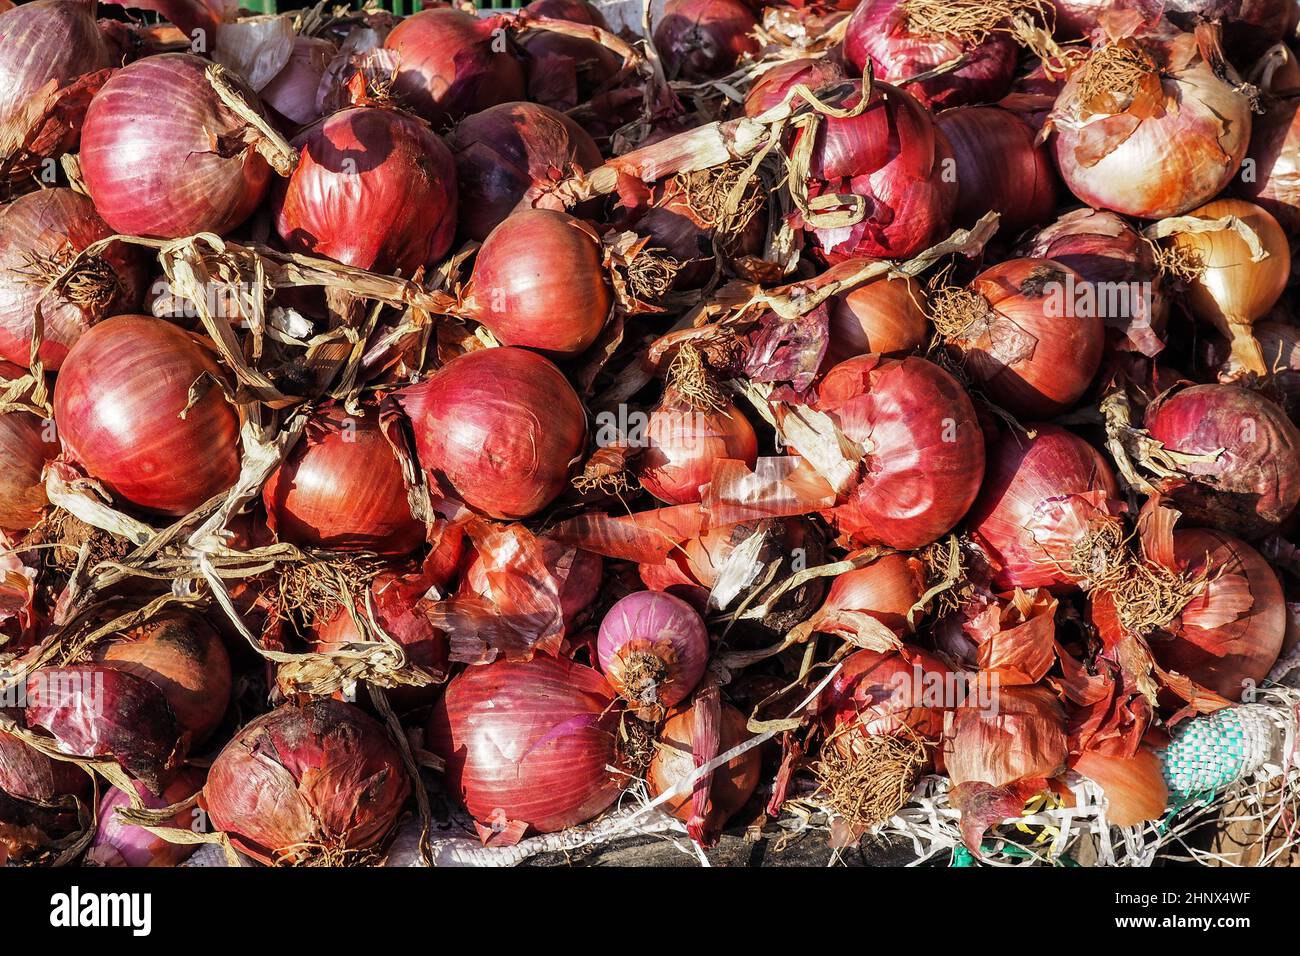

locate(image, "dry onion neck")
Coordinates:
1074 42 1160 113
813 725 928 832
14 245 122 312
273 553 383 628
899 0 1070 68
667 341 728 411
927 285 997 341
1095 555 1208 636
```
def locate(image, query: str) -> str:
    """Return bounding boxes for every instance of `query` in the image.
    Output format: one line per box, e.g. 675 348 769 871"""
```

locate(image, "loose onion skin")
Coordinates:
87 769 204 867
80 53 274 239
943 684 1067 788
1151 529 1285 701
263 404 424 556
814 354 985 549
967 424 1122 590
0 376 58 532
647 699 760 834
428 654 624 834
940 258 1103 418
794 82 956 262
0 730 90 862
823 647 950 741
384 9 527 128
653 0 761 82
205 699 409 865
462 208 612 354
821 264 929 366
463 539 603 631
744 57 849 118
273 106 458 275
0 188 147 370
447 102 602 242
0 0 112 130
53 315 241 516
597 590 710 718
261 35 335 128
393 347 587 520
636 395 758 504
935 106 1058 235
842 0 1019 109
94 611 232 745
1146 384 1300 538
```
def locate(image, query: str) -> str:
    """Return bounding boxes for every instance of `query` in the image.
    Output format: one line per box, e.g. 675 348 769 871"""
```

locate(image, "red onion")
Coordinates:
935 106 1057 235
460 209 612 354
263 404 424 556
1163 0 1289 59
967 424 1123 590
427 654 624 833
273 106 457 275
804 551 926 643
23 665 186 795
464 538 603 631
0 730 90 862
1020 207 1168 356
935 258 1103 417
813 355 985 549
793 82 956 262
80 53 281 239
393 347 587 520
823 647 950 741
653 0 761 82
447 101 602 242
0 188 147 370
744 57 849 118
943 684 1067 787
261 35 335 128
1050 31 1252 219
0 0 112 131
384 9 527 128
1148 528 1285 701
87 768 204 867
519 2 622 111
1210 316 1300 417
842 0 1019 109
821 264 929 366
636 393 758 504
93 610 231 746
204 700 409 864
0 382 58 533
1145 384 1300 538
597 590 710 718
53 314 241 516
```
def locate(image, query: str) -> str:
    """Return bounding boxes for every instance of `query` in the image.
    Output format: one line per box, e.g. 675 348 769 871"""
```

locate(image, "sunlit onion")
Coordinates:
597 590 710 719
636 392 758 504
261 35 335 128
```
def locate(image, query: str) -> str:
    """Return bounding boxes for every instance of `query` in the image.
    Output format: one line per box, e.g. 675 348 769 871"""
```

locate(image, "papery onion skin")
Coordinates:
393 347 587 520
795 82 957 262
204 699 409 865
1151 528 1285 701
842 0 1019 109
812 552 927 637
0 374 58 532
597 590 710 716
815 354 985 549
1145 384 1300 538
637 395 758 504
263 404 424 556
1051 36 1251 220
653 0 761 82
447 102 602 242
463 208 612 354
647 699 760 830
384 9 527 128
464 539 603 631
87 768 204 867
943 684 1068 789
936 106 1058 235
427 654 623 833
0 188 147 370
823 264 929 366
823 647 950 741
273 106 458 275
744 56 849 118
94 610 232 745
0 0 112 130
53 315 241 516
942 258 1104 417
80 53 273 239
1071 748 1167 827
261 35 335 128
0 730 90 861
967 424 1122 590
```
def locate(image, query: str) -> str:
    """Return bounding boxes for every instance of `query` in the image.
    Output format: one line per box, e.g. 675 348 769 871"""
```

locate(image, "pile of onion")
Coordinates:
53 314 242 516
1049 31 1252 220
204 699 409 865
392 346 587 520
0 188 146 370
384 9 527 127
1145 384 1300 538
935 106 1058 235
792 81 956 262
87 768 205 868
653 0 761 82
597 590 710 719
273 106 458 275
812 354 985 549
842 0 1020 109
80 53 288 239
966 424 1123 590
263 404 424 556
518 0 622 111
447 101 602 242
459 208 612 354
428 654 624 834
932 258 1103 417
0 363 58 533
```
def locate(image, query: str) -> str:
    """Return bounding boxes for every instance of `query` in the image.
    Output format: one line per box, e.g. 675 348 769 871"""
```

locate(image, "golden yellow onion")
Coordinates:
1162 198 1291 375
